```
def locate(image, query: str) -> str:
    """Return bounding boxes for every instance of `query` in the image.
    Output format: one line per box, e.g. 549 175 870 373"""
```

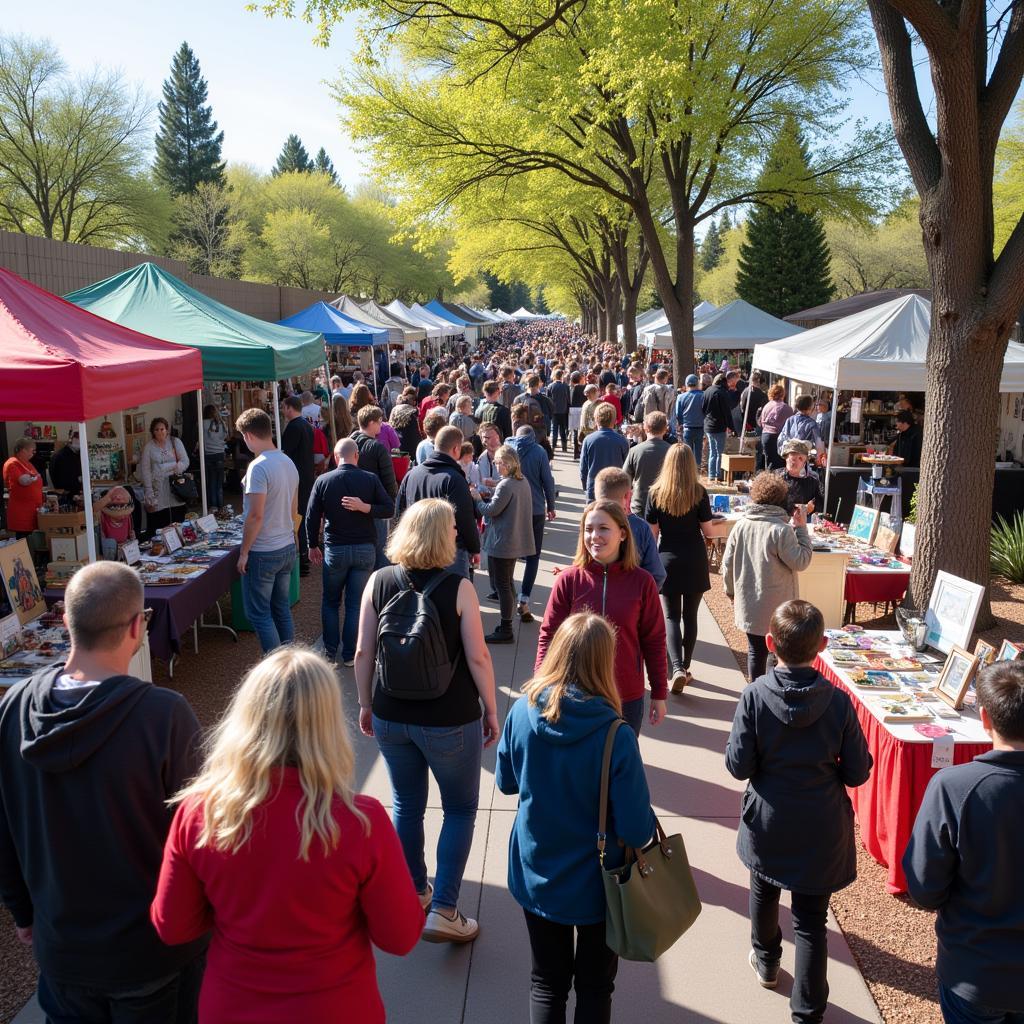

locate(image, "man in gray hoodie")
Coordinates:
0 562 207 1021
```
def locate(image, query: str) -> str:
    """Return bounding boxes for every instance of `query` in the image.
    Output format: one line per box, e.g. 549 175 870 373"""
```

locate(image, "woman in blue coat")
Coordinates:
497 612 655 1024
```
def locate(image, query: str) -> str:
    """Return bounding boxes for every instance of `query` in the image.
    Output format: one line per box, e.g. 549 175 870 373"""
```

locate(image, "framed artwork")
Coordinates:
133 413 146 434
925 571 985 655
178 521 198 545
996 639 1024 662
874 524 900 555
935 645 979 709
0 540 45 625
973 639 997 666
847 505 880 543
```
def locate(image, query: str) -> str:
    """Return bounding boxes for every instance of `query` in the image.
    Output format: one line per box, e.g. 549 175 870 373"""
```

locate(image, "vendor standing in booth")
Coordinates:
50 432 83 497
139 418 189 534
889 410 922 467
3 438 43 538
774 440 822 515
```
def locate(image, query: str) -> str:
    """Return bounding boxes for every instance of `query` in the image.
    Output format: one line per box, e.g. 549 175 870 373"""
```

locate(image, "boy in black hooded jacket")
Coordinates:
726 599 872 1024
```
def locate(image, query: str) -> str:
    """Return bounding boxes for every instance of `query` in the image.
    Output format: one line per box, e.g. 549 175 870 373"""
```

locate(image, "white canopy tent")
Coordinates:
645 298 802 350
409 302 468 343
489 309 515 321
511 306 543 320
383 300 444 343
331 296 406 345
639 301 721 347
358 299 427 343
751 293 1024 509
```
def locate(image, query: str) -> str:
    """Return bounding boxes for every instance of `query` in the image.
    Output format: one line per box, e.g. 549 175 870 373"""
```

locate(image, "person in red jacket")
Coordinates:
151 647 423 1024
537 499 668 735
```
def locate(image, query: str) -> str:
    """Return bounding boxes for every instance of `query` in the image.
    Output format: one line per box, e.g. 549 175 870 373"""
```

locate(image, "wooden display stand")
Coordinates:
721 453 755 484
797 550 848 628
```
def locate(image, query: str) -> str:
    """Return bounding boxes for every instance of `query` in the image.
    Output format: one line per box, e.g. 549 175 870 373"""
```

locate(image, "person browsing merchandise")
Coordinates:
236 408 299 654
281 396 315 576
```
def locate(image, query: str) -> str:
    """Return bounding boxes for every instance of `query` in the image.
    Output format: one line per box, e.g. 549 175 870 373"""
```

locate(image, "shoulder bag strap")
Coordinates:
597 719 625 865
421 570 452 600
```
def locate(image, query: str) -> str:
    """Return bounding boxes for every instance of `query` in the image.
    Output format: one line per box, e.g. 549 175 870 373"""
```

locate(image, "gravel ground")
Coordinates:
704 570 1024 1024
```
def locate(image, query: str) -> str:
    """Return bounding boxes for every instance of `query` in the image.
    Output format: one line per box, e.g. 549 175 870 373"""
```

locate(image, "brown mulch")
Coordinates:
704 571 1024 1024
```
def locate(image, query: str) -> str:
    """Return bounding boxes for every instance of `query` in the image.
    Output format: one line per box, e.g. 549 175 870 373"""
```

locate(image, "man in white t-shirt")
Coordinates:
235 408 299 653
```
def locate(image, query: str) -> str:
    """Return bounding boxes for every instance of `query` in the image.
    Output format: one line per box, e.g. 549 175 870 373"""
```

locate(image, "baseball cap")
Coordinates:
685 374 699 386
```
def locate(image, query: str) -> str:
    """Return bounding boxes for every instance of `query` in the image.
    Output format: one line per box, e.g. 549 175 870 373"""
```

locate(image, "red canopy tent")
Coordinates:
0 266 202 421
0 267 203 558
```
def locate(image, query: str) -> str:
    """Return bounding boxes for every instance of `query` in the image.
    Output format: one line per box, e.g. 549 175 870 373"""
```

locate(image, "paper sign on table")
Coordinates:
121 540 141 565
196 514 218 534
930 733 955 770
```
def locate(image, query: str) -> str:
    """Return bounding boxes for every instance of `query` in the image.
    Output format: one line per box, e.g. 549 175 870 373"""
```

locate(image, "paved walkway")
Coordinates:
15 452 882 1024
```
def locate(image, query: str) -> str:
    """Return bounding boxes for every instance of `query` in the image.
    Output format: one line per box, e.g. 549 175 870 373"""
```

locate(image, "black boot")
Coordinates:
486 620 514 644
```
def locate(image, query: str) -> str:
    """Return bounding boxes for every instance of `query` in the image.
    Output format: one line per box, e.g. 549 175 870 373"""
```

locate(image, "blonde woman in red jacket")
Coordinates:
537 499 668 735
151 647 423 1024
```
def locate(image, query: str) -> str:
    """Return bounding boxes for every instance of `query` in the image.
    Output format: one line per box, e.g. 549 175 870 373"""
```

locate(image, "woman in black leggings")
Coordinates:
645 443 718 692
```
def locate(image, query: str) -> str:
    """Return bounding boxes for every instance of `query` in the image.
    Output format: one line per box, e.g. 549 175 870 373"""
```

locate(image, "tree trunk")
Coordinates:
621 286 638 353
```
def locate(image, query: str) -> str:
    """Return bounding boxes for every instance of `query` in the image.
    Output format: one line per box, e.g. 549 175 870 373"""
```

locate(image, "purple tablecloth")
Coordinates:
46 546 240 663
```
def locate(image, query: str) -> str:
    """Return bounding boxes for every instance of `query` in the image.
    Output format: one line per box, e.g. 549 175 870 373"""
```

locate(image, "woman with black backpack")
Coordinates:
354 498 498 945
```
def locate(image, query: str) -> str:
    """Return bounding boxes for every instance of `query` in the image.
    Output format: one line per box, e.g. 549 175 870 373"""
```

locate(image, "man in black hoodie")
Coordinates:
394 425 480 578
0 562 207 1021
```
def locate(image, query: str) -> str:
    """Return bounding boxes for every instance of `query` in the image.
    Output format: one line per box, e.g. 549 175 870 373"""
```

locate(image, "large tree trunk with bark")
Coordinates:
621 287 638 353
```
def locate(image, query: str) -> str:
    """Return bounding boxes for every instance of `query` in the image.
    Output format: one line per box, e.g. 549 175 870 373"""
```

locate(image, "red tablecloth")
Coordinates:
844 569 910 604
815 657 991 894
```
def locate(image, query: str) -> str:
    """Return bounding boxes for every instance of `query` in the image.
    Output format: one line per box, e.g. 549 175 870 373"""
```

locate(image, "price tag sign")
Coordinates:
121 540 141 565
196 514 218 534
160 527 182 554
930 733 955 770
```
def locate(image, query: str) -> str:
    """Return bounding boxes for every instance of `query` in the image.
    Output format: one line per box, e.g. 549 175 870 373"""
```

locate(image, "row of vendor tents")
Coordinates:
626 294 1024 392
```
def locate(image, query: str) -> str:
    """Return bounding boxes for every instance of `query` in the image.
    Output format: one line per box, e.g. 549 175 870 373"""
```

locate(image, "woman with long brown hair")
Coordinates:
497 613 656 1024
151 647 423 1023
349 382 374 419
646 442 719 692
536 499 667 736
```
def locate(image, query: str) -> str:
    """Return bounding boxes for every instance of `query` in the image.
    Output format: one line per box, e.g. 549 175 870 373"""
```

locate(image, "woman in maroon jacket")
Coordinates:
537 499 668 735
151 647 423 1024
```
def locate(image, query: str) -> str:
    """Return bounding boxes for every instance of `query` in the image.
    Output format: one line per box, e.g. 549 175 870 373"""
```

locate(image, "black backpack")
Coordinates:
480 401 503 426
375 568 460 700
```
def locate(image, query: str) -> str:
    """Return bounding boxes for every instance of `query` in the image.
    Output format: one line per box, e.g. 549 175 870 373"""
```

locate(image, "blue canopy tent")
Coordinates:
278 302 389 406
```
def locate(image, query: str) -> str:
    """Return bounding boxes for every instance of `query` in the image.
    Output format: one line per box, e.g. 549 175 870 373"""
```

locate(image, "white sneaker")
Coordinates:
422 908 479 943
419 883 433 912
342 657 355 667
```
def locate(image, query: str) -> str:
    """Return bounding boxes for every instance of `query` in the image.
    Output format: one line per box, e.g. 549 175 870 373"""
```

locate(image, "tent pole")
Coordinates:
79 421 97 563
196 390 208 515
273 383 283 447
823 372 839 520
323 359 337 452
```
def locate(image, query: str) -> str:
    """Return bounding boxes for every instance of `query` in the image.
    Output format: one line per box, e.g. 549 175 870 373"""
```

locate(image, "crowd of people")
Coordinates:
0 317 1018 1024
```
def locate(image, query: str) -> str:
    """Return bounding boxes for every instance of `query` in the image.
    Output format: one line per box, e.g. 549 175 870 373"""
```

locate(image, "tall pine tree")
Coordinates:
313 147 338 184
735 125 834 318
699 220 723 272
154 43 225 195
273 135 313 176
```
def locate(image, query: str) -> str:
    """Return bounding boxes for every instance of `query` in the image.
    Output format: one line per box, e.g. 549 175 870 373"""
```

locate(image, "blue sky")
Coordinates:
7 0 923 193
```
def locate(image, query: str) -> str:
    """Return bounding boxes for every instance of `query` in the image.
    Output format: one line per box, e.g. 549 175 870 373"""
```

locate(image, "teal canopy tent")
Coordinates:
66 263 325 382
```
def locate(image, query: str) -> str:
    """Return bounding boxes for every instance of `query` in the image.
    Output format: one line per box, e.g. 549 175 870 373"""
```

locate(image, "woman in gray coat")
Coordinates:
721 472 813 680
471 446 535 645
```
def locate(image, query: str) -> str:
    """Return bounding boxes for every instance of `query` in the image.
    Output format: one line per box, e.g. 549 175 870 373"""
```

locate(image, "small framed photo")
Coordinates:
935 645 979 709
925 571 985 655
159 526 182 554
974 639 997 666
996 639 1024 662
177 521 198 546
133 413 146 434
847 505 880 543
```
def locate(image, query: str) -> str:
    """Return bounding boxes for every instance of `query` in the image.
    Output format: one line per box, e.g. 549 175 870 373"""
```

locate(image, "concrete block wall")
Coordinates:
0 229 335 322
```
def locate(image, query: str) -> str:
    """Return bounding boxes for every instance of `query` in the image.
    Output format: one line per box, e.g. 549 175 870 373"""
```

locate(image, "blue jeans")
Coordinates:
449 548 471 579
707 431 727 481
241 543 296 654
373 516 390 570
682 427 704 466
203 452 224 509
373 716 482 910
519 513 547 601
939 986 1024 1024
621 697 644 737
321 542 375 661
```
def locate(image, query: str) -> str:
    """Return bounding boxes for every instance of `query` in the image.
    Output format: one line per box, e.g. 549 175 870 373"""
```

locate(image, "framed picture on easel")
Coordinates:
925 572 985 655
847 505 880 544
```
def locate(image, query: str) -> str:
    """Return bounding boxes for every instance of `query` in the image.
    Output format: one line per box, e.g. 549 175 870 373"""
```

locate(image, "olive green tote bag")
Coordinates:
598 720 702 962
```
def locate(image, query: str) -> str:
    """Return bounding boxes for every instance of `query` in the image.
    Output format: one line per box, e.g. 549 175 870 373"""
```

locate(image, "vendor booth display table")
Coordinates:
815 632 991 895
